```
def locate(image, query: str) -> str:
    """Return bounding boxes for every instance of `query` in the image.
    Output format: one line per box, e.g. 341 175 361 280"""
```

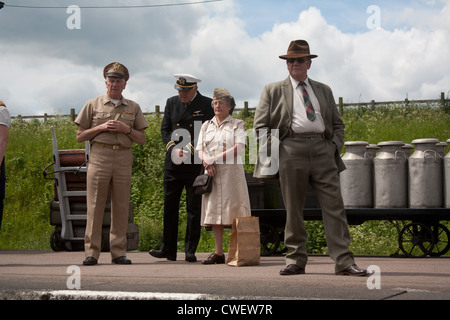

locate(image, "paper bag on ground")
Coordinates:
227 216 260 266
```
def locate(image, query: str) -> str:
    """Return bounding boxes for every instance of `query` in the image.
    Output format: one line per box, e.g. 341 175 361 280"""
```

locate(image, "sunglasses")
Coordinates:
287 58 308 64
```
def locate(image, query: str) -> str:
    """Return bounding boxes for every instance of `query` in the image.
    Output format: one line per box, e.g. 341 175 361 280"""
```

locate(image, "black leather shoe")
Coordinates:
112 256 132 264
336 264 368 276
279 264 305 275
83 256 98 266
149 249 176 261
185 253 197 262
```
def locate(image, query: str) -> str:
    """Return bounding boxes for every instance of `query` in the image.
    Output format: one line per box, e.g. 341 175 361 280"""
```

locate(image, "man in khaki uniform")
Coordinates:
75 62 148 265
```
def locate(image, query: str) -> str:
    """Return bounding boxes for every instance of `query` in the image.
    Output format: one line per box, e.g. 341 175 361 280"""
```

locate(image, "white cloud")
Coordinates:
0 1 449 116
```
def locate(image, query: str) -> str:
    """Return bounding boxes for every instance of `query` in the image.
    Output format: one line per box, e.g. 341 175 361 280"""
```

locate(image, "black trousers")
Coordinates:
160 170 202 255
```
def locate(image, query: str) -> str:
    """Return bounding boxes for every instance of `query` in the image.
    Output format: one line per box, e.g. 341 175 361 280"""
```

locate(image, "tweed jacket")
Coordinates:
253 76 346 178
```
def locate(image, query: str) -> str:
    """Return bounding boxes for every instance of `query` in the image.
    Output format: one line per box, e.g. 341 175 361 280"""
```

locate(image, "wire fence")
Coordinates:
11 92 449 121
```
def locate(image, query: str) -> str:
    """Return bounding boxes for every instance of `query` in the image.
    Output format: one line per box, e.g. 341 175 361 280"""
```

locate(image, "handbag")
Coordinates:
226 216 261 266
193 173 212 195
193 120 213 195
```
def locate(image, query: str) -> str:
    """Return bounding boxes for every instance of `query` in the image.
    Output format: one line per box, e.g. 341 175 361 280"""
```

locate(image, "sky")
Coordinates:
0 0 449 116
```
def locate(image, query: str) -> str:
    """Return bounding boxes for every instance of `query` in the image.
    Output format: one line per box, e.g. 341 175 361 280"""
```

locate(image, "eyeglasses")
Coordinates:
287 58 308 64
212 100 228 107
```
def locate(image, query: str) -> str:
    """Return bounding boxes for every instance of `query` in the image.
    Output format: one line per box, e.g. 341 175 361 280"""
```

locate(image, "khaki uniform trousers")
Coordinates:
279 133 355 272
84 144 133 260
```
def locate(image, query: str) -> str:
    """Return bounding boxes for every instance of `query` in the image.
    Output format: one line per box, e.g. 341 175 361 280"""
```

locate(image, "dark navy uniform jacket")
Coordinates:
161 91 214 173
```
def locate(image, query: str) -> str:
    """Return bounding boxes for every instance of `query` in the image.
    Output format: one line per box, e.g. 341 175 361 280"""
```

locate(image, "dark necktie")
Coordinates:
300 82 316 121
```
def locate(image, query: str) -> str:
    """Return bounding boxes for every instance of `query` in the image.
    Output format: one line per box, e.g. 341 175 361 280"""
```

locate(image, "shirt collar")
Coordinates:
290 76 310 88
211 114 233 127
102 93 128 106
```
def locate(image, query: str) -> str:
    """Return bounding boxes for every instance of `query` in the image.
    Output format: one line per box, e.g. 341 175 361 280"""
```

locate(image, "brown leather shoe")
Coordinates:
336 264 368 276
201 253 225 265
279 264 305 275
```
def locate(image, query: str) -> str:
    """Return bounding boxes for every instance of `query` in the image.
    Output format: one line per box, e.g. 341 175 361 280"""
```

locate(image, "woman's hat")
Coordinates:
213 88 236 109
213 88 232 100
279 40 318 60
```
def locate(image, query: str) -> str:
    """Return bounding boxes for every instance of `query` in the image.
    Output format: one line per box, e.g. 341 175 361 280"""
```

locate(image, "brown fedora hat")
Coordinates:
279 40 318 60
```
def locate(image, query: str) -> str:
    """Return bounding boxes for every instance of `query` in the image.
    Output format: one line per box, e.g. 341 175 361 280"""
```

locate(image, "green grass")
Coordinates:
0 105 449 256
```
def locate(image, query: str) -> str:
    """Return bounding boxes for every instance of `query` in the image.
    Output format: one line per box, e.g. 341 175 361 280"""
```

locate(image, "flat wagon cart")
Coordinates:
43 126 139 252
246 175 450 258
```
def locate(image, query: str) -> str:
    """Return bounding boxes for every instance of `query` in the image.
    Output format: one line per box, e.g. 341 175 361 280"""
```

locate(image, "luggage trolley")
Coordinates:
43 126 139 251
247 177 450 258
42 126 89 250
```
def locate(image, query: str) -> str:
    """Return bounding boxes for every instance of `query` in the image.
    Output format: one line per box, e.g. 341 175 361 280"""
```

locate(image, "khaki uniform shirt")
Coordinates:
75 94 148 148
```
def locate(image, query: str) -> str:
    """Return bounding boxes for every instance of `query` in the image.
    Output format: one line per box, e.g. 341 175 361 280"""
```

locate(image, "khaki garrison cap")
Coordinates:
213 88 236 109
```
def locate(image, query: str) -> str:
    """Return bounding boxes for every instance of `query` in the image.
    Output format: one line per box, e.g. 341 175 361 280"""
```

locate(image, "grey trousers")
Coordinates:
279 133 355 272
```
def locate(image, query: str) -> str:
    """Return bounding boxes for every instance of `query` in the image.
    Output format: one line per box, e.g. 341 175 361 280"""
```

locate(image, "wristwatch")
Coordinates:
127 126 133 134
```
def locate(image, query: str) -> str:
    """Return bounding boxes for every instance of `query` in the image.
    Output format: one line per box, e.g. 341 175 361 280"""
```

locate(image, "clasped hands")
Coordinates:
202 154 217 177
104 120 129 134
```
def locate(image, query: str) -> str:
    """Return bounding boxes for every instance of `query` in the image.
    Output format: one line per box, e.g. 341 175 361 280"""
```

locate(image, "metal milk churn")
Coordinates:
409 138 443 208
444 139 450 208
436 141 447 157
374 141 407 208
402 144 413 158
366 144 379 158
340 141 372 207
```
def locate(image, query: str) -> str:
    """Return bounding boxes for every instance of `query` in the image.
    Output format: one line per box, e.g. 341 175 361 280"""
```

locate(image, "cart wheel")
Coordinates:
429 223 450 257
260 223 279 256
398 222 434 258
50 229 65 252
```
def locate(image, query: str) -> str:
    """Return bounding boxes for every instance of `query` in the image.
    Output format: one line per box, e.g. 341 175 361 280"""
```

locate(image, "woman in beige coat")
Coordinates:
196 88 251 264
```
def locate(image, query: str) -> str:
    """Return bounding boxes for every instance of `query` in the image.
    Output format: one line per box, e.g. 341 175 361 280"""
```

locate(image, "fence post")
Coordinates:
155 105 160 117
441 92 445 110
339 97 343 115
70 108 76 121
371 100 375 110
243 101 249 118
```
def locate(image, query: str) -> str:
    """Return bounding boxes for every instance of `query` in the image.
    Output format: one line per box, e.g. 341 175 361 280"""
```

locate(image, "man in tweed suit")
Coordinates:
254 40 367 276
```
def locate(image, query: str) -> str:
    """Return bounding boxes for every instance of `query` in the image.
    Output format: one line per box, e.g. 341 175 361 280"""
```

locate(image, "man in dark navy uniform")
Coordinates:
150 74 214 262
